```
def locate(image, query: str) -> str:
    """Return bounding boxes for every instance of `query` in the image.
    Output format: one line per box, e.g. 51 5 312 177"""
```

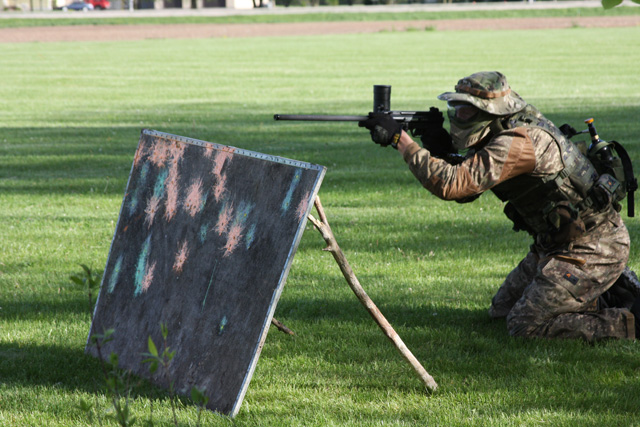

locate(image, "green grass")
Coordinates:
0 5 639 27
1 23 640 426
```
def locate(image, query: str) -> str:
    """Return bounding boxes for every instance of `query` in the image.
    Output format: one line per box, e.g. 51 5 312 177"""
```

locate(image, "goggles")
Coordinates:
447 102 481 123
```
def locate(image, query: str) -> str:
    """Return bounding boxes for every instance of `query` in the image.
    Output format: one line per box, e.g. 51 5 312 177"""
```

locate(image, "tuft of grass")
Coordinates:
1 25 639 426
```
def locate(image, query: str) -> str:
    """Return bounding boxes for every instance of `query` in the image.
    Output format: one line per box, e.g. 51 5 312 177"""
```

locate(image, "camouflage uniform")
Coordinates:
402 71 635 341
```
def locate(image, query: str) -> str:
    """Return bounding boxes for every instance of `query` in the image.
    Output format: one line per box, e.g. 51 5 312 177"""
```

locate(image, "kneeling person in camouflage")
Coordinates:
360 71 637 341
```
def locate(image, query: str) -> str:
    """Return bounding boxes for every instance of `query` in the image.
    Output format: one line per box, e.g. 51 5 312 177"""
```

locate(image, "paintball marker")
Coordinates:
274 85 457 159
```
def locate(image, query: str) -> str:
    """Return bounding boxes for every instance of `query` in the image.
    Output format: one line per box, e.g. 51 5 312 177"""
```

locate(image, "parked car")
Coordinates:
62 1 94 10
85 0 110 9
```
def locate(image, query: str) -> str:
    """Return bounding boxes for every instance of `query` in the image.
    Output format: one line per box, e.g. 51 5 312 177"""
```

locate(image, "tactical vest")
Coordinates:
490 105 600 236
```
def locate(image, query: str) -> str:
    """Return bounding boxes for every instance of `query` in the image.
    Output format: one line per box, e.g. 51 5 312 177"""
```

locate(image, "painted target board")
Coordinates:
86 129 325 416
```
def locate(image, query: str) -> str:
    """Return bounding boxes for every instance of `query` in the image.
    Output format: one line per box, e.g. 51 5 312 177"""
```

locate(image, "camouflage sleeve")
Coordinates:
402 127 537 201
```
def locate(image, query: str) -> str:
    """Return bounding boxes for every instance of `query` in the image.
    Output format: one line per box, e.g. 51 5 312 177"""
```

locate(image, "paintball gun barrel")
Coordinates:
274 86 453 154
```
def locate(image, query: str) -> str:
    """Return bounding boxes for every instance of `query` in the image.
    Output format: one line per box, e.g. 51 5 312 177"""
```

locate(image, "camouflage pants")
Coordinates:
489 213 634 341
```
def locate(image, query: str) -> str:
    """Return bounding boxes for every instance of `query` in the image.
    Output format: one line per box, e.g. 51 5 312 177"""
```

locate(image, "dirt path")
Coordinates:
0 15 638 43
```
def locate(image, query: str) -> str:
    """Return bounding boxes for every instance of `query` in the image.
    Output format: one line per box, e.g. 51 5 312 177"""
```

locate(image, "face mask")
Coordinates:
447 106 496 151
450 121 493 151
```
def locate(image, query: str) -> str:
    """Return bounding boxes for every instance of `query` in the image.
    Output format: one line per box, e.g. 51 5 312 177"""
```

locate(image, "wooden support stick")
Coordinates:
307 196 438 393
271 318 295 336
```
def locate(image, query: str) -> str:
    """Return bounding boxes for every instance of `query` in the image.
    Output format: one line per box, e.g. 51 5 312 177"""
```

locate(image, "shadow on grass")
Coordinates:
0 340 102 392
0 294 90 321
1 102 639 197
0 123 371 196
0 340 186 421
266 299 640 416
1 282 638 420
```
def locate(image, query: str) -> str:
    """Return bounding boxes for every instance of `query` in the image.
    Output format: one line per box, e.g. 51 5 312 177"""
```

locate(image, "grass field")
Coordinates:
1 17 640 426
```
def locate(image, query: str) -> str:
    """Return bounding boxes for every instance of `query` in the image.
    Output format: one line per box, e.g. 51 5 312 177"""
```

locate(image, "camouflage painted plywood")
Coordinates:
87 129 325 416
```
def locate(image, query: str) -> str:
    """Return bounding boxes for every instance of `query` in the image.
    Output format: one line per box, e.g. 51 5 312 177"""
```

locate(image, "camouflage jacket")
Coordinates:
402 125 621 245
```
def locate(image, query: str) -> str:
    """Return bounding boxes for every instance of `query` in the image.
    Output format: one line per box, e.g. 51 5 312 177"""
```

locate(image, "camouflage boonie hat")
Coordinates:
438 71 527 116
